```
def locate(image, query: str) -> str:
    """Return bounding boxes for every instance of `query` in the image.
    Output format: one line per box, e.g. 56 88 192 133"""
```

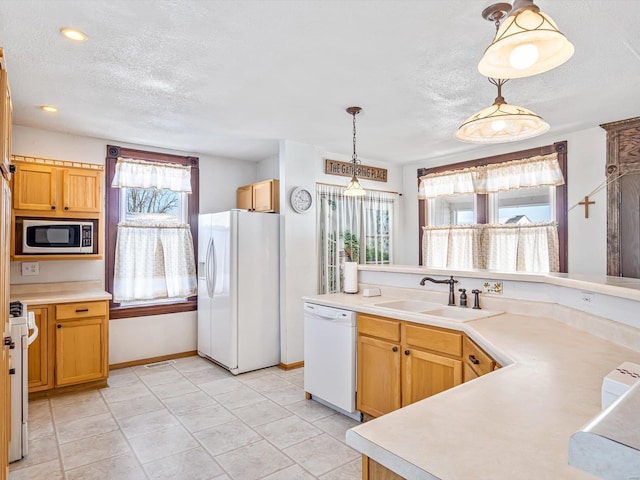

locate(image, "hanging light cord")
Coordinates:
352 112 360 166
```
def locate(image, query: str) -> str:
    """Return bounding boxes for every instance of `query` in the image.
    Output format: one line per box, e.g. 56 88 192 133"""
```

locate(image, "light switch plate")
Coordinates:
483 281 503 295
21 262 40 276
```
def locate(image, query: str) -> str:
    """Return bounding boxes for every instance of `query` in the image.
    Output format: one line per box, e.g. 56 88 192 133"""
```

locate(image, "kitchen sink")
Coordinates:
373 299 440 313
420 307 497 321
373 299 501 322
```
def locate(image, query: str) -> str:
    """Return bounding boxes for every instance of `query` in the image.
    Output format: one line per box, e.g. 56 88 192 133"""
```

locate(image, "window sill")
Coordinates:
109 298 197 319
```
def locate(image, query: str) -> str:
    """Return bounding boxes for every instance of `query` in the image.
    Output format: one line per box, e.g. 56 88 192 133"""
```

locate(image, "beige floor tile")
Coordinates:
212 386 266 410
172 356 215 373
139 368 184 387
149 378 200 399
199 377 243 396
100 381 152 404
107 371 140 388
64 453 146 480
262 384 306 406
176 404 238 433
255 415 322 450
313 414 360 442
27 399 51 420
194 419 261 456
269 367 303 378
214 440 293 480
109 367 134 376
285 399 336 422
212 475 231 480
261 464 317 480
60 430 131 471
28 413 54 441
9 434 58 471
7 458 63 480
282 434 359 477
108 394 164 420
56 412 119 444
143 447 223 480
182 365 231 385
132 363 176 377
119 408 180 438
232 399 291 427
50 390 101 407
128 424 199 464
319 458 362 480
162 391 217 414
241 374 291 392
52 395 109 423
234 368 274 381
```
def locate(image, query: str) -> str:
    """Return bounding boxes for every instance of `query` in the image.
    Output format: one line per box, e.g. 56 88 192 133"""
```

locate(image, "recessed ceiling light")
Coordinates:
60 27 87 42
40 105 59 113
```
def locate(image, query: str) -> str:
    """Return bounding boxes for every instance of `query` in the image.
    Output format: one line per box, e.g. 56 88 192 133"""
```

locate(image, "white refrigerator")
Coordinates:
197 210 280 374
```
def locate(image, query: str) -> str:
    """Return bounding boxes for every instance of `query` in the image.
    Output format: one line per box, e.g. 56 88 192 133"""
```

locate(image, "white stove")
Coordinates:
9 301 38 462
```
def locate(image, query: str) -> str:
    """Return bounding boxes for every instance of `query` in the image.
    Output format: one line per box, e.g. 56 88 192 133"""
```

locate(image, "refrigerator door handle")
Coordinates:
206 237 215 298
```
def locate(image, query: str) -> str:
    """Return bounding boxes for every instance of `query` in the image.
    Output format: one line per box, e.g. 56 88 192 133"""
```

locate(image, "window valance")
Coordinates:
111 157 192 193
418 153 564 199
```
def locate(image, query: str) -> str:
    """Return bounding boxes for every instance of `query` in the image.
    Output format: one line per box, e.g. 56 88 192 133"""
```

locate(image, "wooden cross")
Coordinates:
578 195 595 218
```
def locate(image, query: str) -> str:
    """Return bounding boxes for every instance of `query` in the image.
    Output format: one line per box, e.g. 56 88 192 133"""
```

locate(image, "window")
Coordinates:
318 185 397 294
105 145 200 319
418 142 568 273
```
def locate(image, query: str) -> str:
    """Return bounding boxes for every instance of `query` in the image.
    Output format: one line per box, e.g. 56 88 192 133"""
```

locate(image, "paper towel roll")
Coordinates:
344 262 358 294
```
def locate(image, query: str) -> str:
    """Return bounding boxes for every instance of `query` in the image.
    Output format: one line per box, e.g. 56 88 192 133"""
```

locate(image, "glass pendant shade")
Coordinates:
478 6 574 79
456 97 549 144
344 174 366 197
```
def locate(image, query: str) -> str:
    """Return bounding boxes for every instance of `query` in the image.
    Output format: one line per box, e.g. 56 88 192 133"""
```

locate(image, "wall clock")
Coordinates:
290 187 313 213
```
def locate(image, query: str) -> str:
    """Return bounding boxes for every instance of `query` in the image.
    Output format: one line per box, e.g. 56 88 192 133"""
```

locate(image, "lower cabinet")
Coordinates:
362 456 405 480
462 336 499 382
28 300 108 393
357 314 463 417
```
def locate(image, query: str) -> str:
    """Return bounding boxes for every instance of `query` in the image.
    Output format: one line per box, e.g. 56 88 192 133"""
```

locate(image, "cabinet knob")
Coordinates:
404 349 410 356
64 206 69 210
469 354 480 365
392 346 398 352
51 205 56 210
57 324 62 329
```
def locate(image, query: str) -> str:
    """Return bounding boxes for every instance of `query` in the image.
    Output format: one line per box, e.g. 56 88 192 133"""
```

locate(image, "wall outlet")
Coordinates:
580 291 595 307
483 281 503 295
21 262 40 276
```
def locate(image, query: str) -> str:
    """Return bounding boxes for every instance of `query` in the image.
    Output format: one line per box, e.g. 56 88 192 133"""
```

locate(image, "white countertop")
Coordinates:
10 281 112 305
303 291 640 479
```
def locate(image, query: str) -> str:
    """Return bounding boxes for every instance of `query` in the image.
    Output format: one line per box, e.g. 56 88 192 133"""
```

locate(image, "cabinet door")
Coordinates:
28 306 53 391
357 335 401 417
13 163 57 211
55 316 107 386
237 185 253 210
0 67 11 178
0 177 10 479
402 348 462 407
253 179 279 212
62 168 101 213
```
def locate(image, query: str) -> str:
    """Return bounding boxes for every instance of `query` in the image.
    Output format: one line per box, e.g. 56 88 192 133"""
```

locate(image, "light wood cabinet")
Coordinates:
27 305 54 392
357 314 464 418
0 50 11 180
0 171 10 480
362 456 405 480
463 336 498 382
27 300 108 393
236 179 279 213
12 159 102 215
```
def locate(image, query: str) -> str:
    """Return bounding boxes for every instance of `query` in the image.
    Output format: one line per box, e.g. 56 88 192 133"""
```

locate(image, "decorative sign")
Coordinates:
324 159 387 183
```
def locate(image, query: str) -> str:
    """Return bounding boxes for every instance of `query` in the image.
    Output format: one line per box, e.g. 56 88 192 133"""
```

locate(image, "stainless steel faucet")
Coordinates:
419 275 459 306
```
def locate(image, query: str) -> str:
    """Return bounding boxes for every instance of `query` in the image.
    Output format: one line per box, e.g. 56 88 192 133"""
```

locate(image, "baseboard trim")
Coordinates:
278 361 304 371
109 350 198 370
29 379 108 400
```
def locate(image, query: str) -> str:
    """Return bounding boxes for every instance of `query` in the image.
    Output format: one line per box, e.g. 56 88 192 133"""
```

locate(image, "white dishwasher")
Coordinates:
303 302 361 421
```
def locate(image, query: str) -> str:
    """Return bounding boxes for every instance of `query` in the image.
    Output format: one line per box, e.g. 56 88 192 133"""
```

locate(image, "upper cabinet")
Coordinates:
0 48 12 180
237 179 279 213
11 156 103 218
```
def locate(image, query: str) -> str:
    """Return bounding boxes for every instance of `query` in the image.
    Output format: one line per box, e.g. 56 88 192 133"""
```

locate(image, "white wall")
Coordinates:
10 125 258 364
398 126 608 274
257 154 280 180
278 140 402 364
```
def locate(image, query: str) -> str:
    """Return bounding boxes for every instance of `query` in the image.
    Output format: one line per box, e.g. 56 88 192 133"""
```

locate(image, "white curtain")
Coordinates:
419 153 564 198
422 222 559 273
112 157 192 193
318 184 397 294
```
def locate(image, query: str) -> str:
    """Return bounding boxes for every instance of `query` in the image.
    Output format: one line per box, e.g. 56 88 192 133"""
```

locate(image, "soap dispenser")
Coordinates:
458 288 468 308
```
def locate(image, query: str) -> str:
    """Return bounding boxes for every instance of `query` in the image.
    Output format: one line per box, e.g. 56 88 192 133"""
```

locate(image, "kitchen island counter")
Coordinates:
303 290 640 479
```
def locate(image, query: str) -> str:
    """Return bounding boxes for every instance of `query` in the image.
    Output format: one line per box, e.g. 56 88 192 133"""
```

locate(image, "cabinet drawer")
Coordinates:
358 314 401 342
403 323 462 357
463 337 495 377
56 301 107 319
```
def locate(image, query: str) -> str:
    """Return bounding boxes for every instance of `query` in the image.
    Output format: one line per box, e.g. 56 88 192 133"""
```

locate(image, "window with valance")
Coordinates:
417 142 568 273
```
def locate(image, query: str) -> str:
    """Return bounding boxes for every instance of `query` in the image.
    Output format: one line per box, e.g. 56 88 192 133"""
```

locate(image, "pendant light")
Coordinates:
478 0 574 79
344 106 366 197
456 78 549 144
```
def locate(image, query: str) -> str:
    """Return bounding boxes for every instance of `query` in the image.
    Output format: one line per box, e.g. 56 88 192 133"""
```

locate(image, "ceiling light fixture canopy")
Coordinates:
344 106 366 197
456 78 549 144
60 27 87 42
478 0 574 79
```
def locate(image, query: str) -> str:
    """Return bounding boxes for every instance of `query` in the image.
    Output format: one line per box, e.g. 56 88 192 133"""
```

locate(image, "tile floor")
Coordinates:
9 356 362 480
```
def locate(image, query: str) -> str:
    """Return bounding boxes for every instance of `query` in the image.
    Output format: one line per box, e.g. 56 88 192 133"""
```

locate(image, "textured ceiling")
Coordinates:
1 0 639 165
